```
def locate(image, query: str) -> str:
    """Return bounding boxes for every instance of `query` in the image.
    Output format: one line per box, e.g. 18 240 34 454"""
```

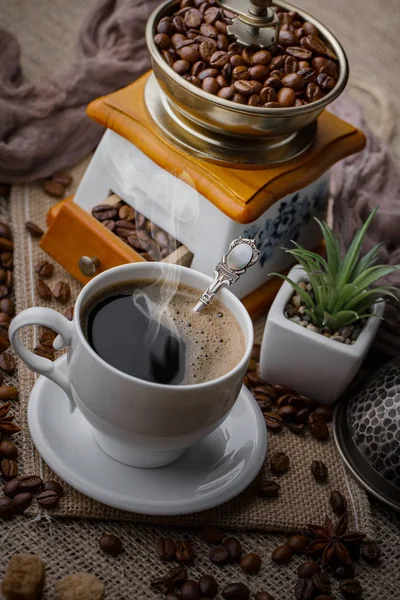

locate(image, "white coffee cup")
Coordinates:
10 263 253 468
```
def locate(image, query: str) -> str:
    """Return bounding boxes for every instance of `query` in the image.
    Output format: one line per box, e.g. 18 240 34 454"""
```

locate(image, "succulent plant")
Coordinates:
272 208 399 330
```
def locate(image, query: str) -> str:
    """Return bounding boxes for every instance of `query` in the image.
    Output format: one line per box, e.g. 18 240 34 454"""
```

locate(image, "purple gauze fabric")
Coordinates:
0 0 161 183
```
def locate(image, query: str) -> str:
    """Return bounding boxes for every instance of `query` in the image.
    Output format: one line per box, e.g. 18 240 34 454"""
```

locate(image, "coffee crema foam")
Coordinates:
81 279 245 385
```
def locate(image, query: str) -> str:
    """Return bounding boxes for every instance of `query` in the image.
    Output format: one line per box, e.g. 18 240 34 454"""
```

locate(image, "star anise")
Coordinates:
307 514 365 565
0 402 20 435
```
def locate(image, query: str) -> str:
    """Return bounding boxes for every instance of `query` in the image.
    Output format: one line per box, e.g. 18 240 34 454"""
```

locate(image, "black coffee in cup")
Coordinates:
81 279 244 385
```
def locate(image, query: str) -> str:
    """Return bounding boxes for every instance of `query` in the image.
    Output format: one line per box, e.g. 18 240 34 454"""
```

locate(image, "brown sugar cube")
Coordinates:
56 573 105 600
2 553 45 600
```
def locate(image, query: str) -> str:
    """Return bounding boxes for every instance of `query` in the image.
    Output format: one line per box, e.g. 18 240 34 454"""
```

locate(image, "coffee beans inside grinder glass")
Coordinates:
154 1 339 108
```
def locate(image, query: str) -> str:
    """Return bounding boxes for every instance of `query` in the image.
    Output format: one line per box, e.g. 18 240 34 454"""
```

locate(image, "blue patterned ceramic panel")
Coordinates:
243 179 329 267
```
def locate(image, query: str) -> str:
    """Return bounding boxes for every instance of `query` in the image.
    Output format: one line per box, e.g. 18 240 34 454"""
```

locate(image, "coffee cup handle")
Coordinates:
9 307 76 412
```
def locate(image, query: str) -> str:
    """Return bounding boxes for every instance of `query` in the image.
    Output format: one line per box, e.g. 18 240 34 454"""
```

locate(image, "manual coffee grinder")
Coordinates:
41 0 365 318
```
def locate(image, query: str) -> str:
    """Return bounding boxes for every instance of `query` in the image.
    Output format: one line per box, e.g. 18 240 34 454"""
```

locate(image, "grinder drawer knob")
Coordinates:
79 256 101 277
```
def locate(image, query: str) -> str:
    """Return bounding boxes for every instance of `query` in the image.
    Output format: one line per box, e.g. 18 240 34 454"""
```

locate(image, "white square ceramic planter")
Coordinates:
259 266 385 404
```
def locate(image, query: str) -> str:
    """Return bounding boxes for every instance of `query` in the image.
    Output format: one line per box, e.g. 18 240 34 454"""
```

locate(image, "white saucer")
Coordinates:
28 355 267 516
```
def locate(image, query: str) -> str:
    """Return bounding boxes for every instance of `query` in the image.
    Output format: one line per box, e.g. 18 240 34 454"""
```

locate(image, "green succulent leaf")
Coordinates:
269 273 316 310
315 217 341 280
351 243 382 279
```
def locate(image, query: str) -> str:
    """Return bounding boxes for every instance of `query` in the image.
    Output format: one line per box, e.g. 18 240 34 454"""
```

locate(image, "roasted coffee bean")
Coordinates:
254 395 272 412
251 344 260 359
279 29 298 46
0 497 15 519
1 459 18 480
185 8 203 28
201 526 223 545
99 533 122 555
0 237 13 253
166 566 187 585
202 77 219 94
0 223 11 240
43 180 65 198
317 73 336 91
295 578 316 600
249 65 269 81
157 537 176 560
232 66 249 81
361 540 381 564
0 441 18 460
210 50 229 67
314 406 334 423
247 372 265 386
180 45 201 64
34 345 55 361
39 328 57 345
233 80 253 96
53 281 71 303
312 574 331 595
264 412 283 432
301 35 327 55
308 413 329 440
277 87 296 106
248 94 260 106
181 580 200 600
0 312 10 325
286 46 312 61
25 220 44 238
222 537 242 561
271 545 292 564
151 578 174 594
0 334 9 353
270 451 290 474
92 205 118 221
36 279 52 300
0 385 18 399
284 55 299 74
173 59 191 74
305 82 324 102
287 422 305 434
332 563 355 580
17 474 43 493
175 540 194 564
199 574 218 598
277 405 297 421
222 583 250 600
43 480 64 496
0 284 8 299
13 492 33 513
295 408 311 423
35 260 54 279
240 552 261 574
257 479 280 498
0 354 16 374
51 172 73 186
260 87 277 104
255 593 274 600
339 579 362 599
311 460 328 482
218 86 235 99
287 535 309 553
3 479 20 498
1 253 13 269
37 489 60 508
282 73 305 91
297 562 321 578
330 490 347 515
209 545 230 565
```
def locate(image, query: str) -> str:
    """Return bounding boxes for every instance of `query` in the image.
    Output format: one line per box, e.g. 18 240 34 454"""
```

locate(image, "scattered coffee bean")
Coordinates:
251 344 261 359
297 562 321 578
271 545 292 564
157 537 176 560
270 451 290 474
201 526 223 545
287 535 309 553
264 412 283 432
4 271 12 289
339 579 362 599
308 413 329 441
13 492 33 513
43 180 65 198
53 281 71 303
0 354 16 374
25 221 44 238
175 540 194 564
257 479 280 498
199 574 218 598
255 593 275 600
1 458 18 480
330 490 347 515
0 312 10 325
311 460 328 482
278 405 297 421
36 279 52 301
36 260 54 278
3 479 20 498
247 358 258 372
295 577 316 600
0 441 18 460
0 298 14 315
17 474 43 493
64 306 74 321
92 205 118 221
332 563 355 580
36 489 60 508
52 172 73 186
181 580 200 600
42 480 64 496
0 237 13 252
0 496 15 519
314 405 334 422
0 223 11 240
0 385 18 399
151 577 175 594
361 540 381 564
287 422 305 434
33 345 55 360
312 573 331 595
0 284 9 298
166 566 187 585
209 545 230 565
223 537 242 561
240 552 261 574
99 533 122 555
247 372 265 387
222 582 250 600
